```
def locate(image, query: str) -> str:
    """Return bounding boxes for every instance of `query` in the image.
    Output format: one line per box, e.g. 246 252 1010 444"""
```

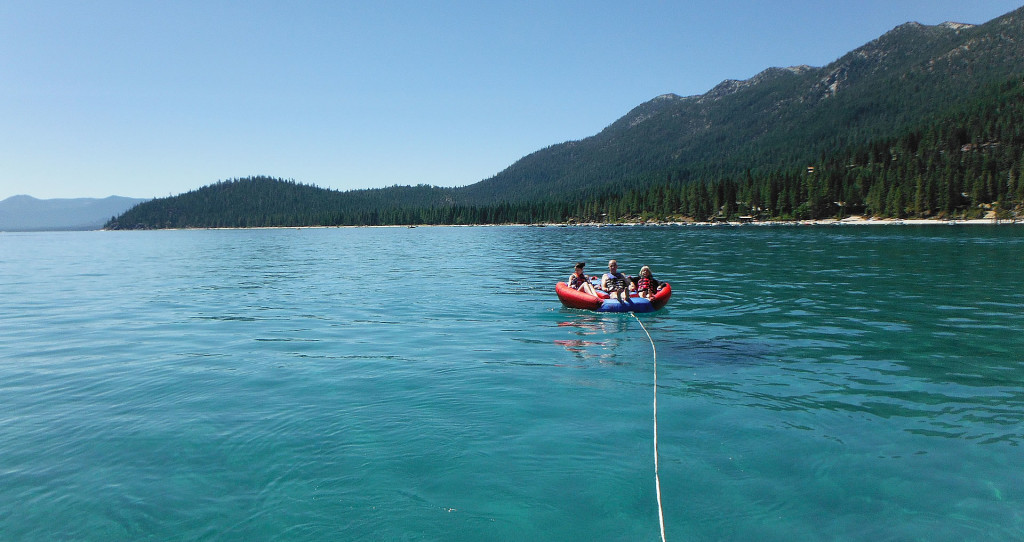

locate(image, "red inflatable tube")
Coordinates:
556 281 671 312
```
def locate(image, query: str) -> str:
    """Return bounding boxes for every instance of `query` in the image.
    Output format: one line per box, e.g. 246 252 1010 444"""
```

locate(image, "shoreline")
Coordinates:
83 216 1024 232
564 216 1023 227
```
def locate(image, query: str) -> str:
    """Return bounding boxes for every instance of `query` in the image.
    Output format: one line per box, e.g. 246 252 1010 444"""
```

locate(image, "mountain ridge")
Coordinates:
109 5 1024 228
456 7 1024 206
1 195 148 231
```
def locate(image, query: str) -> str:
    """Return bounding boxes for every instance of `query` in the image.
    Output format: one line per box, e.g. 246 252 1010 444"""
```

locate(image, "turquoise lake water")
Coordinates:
1 225 1022 541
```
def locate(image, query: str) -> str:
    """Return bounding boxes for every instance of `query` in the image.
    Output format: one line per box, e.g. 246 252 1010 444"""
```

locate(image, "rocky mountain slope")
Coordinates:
458 6 1024 205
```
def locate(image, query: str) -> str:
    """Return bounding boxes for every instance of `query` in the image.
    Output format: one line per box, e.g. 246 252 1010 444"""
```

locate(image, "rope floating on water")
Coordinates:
631 312 666 542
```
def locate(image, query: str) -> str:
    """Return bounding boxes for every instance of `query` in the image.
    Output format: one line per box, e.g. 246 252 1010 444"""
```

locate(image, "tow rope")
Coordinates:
631 312 666 542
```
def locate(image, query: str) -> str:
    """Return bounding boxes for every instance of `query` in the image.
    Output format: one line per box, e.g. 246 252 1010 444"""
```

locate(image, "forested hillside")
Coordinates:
108 7 1024 229
107 178 461 229
581 76 1024 222
460 8 1024 207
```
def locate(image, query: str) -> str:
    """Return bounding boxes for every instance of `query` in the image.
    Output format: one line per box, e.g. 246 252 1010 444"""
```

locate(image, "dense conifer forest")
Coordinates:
107 76 1024 228
107 9 1024 229
586 77 1024 223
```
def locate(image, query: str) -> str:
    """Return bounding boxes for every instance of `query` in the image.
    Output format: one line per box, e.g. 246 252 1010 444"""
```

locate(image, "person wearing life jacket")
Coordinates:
568 262 599 296
635 265 660 299
601 259 631 303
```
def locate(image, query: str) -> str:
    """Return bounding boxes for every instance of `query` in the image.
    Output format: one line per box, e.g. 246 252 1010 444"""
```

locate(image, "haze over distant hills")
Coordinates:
0 195 147 231
101 5 1024 227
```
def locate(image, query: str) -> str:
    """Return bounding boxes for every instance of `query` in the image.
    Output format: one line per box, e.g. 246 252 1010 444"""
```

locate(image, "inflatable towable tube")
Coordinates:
556 280 671 313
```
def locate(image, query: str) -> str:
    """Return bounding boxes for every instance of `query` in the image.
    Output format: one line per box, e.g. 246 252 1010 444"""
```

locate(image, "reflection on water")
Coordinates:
536 225 1024 538
1 226 1022 541
554 315 634 364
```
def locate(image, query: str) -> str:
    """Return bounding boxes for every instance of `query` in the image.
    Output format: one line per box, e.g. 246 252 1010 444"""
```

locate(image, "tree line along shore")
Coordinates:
108 78 1024 230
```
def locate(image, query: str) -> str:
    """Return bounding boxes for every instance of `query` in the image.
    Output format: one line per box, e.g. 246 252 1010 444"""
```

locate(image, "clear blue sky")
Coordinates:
2 1 1021 200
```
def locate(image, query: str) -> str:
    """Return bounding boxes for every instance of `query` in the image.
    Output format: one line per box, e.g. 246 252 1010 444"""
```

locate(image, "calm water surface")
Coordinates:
1 225 1022 541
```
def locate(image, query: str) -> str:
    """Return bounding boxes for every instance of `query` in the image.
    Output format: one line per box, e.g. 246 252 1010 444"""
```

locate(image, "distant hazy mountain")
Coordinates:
0 195 149 231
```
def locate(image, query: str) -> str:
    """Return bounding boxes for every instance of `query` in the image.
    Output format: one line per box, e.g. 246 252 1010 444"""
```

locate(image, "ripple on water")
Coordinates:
2 227 1023 540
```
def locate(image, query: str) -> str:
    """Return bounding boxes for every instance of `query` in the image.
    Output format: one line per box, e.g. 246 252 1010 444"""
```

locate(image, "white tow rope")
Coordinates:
631 312 666 542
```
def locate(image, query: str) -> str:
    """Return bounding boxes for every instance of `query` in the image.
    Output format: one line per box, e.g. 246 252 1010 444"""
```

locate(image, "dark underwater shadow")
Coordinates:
660 337 776 368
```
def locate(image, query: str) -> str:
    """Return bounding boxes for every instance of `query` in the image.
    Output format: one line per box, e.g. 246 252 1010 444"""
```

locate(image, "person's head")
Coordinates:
608 259 618 272
574 262 585 274
640 266 651 278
